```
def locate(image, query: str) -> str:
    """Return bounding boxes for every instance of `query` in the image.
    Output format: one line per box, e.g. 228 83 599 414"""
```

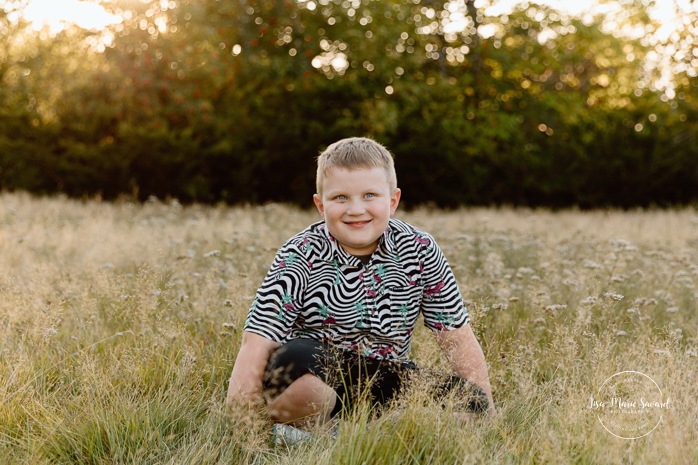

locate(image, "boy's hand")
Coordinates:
226 331 280 410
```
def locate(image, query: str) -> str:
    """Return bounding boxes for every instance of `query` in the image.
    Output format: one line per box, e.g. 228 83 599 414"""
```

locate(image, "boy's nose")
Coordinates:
347 200 366 215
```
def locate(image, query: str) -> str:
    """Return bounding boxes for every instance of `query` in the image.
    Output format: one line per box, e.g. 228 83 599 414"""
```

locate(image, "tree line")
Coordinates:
1 0 696 208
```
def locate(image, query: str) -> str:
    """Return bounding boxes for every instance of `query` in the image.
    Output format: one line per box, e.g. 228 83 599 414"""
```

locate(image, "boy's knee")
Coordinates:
267 374 337 424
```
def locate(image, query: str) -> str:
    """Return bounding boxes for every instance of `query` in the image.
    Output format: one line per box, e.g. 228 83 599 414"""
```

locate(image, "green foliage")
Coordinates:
0 0 697 207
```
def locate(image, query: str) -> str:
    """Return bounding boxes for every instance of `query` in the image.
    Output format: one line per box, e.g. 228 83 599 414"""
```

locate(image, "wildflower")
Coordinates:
581 296 598 306
545 304 567 312
43 327 58 338
204 249 221 257
614 330 627 336
666 307 679 313
222 323 239 332
610 239 637 252
516 267 535 277
604 292 624 301
583 260 603 269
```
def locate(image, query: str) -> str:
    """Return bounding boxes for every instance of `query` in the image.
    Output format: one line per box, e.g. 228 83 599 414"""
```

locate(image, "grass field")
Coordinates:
1 192 696 464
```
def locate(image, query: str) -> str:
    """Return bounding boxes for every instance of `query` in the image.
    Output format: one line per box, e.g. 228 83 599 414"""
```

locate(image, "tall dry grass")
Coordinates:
1 192 696 464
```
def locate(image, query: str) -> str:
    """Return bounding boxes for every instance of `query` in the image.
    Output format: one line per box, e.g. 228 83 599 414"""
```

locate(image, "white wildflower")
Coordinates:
581 296 598 306
43 327 58 338
204 249 221 257
516 267 535 276
666 306 679 313
610 239 637 252
614 330 627 336
583 260 603 269
604 292 624 301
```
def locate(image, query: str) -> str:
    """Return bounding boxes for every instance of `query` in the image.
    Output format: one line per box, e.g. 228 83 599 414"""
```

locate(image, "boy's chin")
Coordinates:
337 239 379 255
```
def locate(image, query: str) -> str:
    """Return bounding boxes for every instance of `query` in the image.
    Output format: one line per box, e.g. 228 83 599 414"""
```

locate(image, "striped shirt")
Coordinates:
244 218 468 361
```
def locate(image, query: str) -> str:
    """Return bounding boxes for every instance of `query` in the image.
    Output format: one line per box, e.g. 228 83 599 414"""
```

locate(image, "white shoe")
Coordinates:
272 420 340 446
272 423 314 446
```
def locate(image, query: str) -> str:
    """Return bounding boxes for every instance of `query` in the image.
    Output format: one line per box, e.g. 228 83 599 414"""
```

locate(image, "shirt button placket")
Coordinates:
364 264 377 318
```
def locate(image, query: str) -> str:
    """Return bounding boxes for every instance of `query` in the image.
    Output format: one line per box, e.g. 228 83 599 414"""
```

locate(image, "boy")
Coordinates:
227 137 495 431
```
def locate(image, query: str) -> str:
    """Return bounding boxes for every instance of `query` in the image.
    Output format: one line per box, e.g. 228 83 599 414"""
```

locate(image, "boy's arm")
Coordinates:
226 331 280 410
435 324 496 415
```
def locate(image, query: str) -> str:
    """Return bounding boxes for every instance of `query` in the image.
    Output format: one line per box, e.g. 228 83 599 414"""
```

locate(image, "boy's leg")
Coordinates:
264 340 485 423
263 338 337 426
400 365 490 414
435 374 490 413
262 339 406 423
267 374 336 426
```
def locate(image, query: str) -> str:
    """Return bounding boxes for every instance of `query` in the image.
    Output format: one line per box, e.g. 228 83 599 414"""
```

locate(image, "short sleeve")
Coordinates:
243 242 310 342
417 234 469 332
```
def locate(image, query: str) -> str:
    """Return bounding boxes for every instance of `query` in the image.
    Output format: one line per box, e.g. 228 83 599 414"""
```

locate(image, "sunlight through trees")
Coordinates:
1 0 696 207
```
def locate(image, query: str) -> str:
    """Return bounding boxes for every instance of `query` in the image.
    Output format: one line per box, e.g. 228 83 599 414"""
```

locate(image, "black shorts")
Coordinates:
263 338 488 417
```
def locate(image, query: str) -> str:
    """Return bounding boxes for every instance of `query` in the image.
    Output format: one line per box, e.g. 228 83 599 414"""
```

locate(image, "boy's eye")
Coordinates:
335 195 347 200
364 193 376 198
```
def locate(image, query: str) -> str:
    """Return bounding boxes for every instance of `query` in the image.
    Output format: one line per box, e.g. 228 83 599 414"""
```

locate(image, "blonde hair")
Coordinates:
316 137 397 195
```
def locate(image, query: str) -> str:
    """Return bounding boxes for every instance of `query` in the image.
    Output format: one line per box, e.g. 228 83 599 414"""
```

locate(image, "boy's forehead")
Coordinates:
322 165 391 187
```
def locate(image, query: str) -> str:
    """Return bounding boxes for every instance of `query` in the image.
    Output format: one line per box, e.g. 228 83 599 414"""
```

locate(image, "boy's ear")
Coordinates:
313 193 325 218
390 188 401 216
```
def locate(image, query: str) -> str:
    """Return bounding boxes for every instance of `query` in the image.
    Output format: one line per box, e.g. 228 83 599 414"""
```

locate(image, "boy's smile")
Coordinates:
313 166 401 256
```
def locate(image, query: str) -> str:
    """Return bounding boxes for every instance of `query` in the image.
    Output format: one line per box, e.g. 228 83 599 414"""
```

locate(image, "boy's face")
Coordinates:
313 166 401 256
